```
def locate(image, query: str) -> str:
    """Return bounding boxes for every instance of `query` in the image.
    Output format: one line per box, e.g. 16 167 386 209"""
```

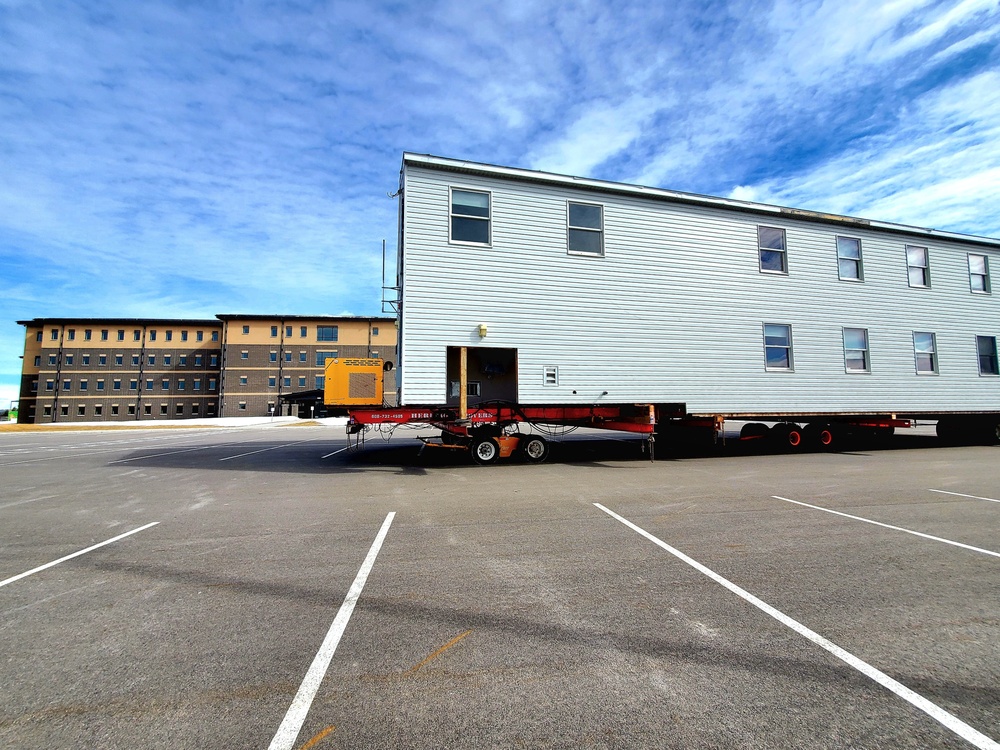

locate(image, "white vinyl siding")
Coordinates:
399 159 1000 415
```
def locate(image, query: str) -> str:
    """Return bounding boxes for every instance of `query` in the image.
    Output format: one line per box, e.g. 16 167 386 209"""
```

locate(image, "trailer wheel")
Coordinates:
772 423 803 450
520 435 549 464
470 436 501 465
804 423 835 450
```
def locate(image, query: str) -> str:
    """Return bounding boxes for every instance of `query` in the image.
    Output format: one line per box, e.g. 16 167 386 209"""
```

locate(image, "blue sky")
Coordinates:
2 0 999 408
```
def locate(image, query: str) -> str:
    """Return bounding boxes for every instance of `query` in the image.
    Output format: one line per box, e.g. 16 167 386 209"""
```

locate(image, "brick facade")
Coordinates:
16 315 397 423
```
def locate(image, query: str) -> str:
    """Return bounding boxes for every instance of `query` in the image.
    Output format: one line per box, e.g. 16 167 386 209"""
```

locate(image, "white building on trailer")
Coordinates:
394 153 1000 426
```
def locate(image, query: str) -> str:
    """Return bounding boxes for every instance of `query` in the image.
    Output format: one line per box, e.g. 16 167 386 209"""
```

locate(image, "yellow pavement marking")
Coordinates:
407 630 473 673
298 725 336 750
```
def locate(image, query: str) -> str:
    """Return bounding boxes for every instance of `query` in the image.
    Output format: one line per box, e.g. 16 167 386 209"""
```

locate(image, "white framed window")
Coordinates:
758 226 787 274
763 323 793 370
913 332 938 374
843 328 870 372
969 254 991 293
567 201 604 256
542 366 559 386
906 246 930 287
836 236 863 281
82 354 90 365
239 375 248 385
977 335 998 376
268 376 276 387
450 187 491 245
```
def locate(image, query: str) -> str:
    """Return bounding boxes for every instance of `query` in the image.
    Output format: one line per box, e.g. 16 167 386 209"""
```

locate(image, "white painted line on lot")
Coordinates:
0 522 160 589
0 448 130 467
108 444 219 464
0 494 58 511
219 438 320 462
929 489 1000 504
321 446 350 459
594 503 1000 750
773 496 1000 559
268 512 395 750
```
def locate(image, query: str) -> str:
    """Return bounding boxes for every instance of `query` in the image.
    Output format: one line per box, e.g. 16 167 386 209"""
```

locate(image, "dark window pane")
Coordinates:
758 226 785 250
569 203 602 229
760 249 786 272
452 190 489 217
452 216 489 244
846 353 867 370
569 228 602 254
765 348 790 368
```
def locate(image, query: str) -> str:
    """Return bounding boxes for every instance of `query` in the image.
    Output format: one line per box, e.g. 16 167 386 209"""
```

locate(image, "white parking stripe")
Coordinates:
929 489 1000 504
0 522 160 589
773 496 1000 558
594 503 1000 750
321 446 350 459
0 495 59 511
268 512 395 750
219 438 320 461
108 445 218 464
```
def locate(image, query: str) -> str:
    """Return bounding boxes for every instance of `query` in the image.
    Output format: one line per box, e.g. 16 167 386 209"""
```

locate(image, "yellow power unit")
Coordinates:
324 357 384 406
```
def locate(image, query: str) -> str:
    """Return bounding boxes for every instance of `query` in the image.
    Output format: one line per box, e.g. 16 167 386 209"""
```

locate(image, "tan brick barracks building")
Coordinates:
16 315 396 423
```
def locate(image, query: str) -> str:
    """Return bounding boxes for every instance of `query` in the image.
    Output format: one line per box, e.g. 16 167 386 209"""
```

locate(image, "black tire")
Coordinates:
804 423 836 450
739 422 769 440
771 422 803 450
470 436 501 465
519 435 549 464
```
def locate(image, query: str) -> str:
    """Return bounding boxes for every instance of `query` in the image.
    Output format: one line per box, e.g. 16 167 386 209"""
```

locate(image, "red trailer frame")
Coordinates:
343 402 657 464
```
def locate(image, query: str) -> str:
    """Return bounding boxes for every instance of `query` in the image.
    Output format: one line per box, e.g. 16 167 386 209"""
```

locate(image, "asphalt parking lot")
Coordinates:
1 422 997 749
